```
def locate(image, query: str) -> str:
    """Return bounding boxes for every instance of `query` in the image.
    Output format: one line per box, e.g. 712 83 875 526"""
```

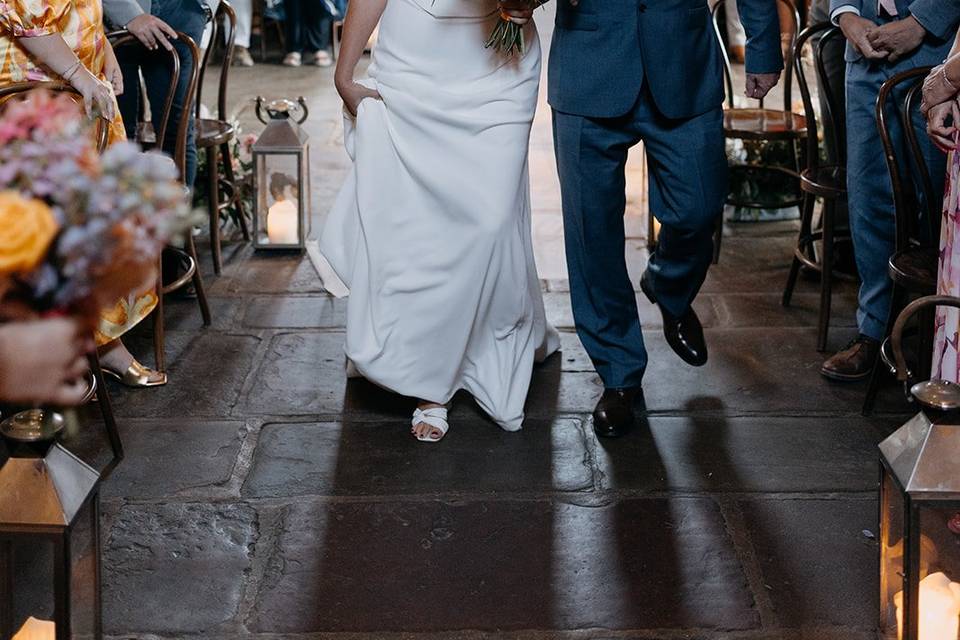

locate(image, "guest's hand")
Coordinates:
126 14 178 52
103 40 124 96
0 318 92 406
72 69 117 122
745 72 780 99
866 15 926 63
838 13 887 61
926 99 959 153
336 80 381 117
499 0 535 24
921 64 960 117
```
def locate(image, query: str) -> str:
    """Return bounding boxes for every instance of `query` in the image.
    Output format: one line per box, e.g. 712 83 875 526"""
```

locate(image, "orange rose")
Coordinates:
0 191 59 275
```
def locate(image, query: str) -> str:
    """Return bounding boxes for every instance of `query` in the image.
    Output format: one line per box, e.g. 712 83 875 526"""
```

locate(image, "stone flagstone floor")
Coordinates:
12 9 921 640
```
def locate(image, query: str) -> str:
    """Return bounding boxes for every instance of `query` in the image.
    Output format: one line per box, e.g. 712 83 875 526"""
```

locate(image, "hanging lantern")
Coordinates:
879 296 960 640
251 96 312 251
0 360 123 640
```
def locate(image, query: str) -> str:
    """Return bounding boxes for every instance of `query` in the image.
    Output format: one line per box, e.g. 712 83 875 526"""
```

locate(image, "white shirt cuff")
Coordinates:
830 6 861 26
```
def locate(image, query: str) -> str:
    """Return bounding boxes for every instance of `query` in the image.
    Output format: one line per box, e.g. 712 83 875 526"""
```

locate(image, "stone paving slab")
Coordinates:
103 502 258 635
737 498 878 630
247 497 757 634
593 415 893 493
241 417 593 498
102 419 246 499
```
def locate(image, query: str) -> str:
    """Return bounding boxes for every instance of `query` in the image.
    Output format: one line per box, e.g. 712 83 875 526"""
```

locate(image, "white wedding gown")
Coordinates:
319 0 559 431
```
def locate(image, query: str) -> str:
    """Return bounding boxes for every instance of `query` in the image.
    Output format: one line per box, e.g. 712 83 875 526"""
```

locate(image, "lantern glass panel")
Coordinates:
881 469 906 637
256 153 303 247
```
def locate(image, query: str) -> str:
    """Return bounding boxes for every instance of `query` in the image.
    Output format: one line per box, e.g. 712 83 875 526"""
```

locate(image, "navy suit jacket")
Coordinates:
548 0 784 120
829 0 960 64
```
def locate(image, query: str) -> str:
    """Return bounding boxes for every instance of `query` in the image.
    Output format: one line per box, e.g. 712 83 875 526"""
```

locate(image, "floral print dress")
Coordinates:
0 0 155 345
934 147 960 383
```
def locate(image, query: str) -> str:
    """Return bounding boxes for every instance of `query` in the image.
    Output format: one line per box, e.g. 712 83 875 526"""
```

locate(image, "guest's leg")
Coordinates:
304 0 332 54
233 0 253 48
284 0 304 53
553 108 647 389
116 54 143 142
635 93 726 319
846 63 898 342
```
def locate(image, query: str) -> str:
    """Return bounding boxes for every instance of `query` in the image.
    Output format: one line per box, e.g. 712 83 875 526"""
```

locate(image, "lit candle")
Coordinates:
12 617 55 639
895 572 960 640
267 199 299 245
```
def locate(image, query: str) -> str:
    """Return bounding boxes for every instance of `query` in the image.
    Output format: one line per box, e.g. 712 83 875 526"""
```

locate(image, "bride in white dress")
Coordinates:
322 0 559 442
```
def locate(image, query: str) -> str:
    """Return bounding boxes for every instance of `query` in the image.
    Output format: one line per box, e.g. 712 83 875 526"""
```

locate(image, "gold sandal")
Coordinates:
102 359 168 388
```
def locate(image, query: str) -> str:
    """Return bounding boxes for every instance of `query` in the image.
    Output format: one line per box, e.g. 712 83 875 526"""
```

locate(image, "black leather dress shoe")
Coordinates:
593 387 641 438
640 271 708 367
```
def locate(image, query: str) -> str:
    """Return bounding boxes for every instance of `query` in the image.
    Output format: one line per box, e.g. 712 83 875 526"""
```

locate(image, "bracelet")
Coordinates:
940 64 960 94
62 60 82 83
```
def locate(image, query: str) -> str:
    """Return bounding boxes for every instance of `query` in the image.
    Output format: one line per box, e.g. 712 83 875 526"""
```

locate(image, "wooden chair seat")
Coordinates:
888 247 938 294
800 164 845 198
723 108 807 141
196 118 235 148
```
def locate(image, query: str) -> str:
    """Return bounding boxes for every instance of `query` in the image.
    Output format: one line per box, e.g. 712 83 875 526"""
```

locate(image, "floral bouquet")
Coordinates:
485 1 542 55
0 90 195 328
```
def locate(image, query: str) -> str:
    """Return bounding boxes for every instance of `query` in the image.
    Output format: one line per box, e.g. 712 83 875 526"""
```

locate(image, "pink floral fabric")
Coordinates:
934 147 960 383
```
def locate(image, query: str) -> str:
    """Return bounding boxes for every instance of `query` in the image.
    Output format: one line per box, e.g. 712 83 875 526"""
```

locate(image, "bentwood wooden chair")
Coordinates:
109 31 213 372
863 66 941 415
782 23 853 351
0 83 117 438
196 0 251 275
712 0 806 263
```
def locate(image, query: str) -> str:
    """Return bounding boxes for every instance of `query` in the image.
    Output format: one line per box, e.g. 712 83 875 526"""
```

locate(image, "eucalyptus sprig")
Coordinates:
485 2 542 56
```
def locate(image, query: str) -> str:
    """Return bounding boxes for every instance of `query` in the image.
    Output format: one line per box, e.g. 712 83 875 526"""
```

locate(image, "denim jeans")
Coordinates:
284 0 334 54
117 0 208 187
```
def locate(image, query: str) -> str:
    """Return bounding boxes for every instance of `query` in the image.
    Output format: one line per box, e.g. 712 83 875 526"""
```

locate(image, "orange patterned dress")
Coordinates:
0 0 156 345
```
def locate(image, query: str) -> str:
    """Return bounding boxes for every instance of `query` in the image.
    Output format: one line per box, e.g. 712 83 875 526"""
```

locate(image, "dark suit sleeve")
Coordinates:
909 0 960 41
736 0 785 74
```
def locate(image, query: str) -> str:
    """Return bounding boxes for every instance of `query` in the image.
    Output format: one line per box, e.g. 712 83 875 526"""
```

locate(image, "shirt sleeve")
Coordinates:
830 5 861 26
0 0 71 37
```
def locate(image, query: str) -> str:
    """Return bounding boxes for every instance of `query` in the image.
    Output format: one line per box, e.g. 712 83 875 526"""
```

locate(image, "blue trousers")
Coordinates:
554 88 727 388
284 0 334 54
117 0 208 187
845 61 946 340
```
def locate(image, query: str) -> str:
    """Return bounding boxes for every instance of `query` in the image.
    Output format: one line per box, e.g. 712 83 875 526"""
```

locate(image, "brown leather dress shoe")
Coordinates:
820 335 880 382
593 387 643 438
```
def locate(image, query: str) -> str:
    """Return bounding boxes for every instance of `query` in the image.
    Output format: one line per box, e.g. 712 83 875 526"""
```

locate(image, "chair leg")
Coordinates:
221 141 251 242
817 199 836 352
188 232 212 326
712 211 723 265
152 271 165 372
207 146 223 275
88 351 118 442
783 192 816 308
863 284 907 416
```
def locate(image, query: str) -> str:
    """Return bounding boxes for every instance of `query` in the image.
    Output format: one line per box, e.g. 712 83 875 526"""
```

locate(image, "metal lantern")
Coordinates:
879 296 960 640
0 360 123 640
252 96 312 251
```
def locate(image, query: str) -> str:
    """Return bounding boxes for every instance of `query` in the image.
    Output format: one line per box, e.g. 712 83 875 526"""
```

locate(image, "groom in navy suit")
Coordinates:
504 0 784 436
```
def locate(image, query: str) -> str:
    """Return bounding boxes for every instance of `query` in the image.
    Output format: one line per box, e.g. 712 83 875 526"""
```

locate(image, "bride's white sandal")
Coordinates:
411 406 449 443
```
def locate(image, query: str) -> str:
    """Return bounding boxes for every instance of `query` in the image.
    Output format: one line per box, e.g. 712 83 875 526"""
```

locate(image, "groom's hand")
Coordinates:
745 72 780 100
499 0 534 24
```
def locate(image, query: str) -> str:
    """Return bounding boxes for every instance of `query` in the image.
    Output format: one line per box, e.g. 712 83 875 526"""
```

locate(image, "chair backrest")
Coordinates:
196 0 237 122
793 22 845 173
107 30 201 182
108 31 180 151
0 82 109 152
712 0 800 112
876 66 940 253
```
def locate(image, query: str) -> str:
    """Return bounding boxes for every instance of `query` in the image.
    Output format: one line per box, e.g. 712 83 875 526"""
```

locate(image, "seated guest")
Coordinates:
281 0 334 67
921 36 960 383
0 0 167 386
103 0 211 188
820 0 959 382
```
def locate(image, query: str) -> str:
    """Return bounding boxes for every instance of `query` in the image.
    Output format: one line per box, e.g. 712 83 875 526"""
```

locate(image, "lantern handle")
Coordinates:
891 294 960 390
295 96 309 125
255 96 268 124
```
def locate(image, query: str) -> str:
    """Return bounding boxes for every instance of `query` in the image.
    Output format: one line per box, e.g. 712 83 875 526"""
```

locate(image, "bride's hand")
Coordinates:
337 80 381 117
